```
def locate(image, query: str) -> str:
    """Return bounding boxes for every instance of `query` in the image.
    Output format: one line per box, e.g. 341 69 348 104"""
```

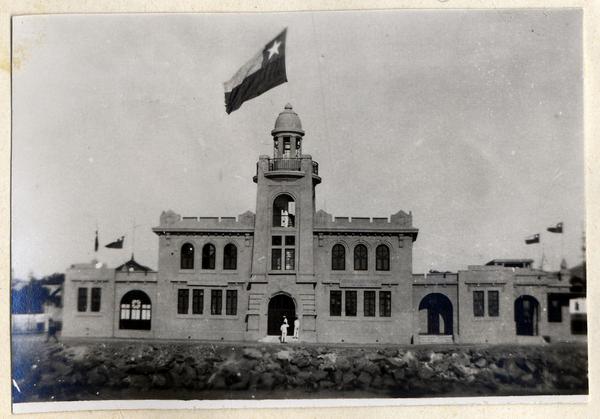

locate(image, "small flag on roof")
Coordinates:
105 236 125 249
525 234 540 245
94 230 99 252
224 29 288 114
547 222 563 233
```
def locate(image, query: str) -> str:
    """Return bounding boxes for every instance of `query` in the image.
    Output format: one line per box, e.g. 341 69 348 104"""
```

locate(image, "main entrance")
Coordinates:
267 294 296 336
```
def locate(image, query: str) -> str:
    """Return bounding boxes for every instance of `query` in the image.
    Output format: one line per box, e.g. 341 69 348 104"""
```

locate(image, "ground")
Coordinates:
11 334 588 403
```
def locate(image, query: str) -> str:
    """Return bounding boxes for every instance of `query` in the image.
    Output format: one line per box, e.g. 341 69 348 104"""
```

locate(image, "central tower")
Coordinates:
251 104 321 284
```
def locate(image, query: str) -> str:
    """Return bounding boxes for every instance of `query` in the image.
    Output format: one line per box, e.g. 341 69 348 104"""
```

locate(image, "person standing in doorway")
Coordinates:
280 316 289 343
293 317 300 340
46 317 58 343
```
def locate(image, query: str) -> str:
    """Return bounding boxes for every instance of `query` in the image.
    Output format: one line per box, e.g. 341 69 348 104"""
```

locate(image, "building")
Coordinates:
62 105 583 344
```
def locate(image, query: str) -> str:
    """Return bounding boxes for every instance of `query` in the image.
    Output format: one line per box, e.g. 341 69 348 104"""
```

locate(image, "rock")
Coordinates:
258 372 275 390
392 368 406 382
418 364 436 380
366 353 386 362
319 380 335 389
333 370 344 384
275 350 291 361
371 375 384 389
313 370 329 382
520 373 537 387
151 374 168 388
429 352 444 364
357 371 372 387
87 369 107 386
475 358 488 368
381 348 398 358
341 372 356 387
128 374 150 389
336 356 352 371
291 354 311 368
386 357 405 368
243 348 263 360
402 351 418 367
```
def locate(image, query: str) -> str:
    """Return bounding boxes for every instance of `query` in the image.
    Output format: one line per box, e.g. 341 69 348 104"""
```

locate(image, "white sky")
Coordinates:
11 10 584 278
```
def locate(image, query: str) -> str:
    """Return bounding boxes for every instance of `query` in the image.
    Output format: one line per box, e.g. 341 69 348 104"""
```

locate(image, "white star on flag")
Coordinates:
267 40 281 60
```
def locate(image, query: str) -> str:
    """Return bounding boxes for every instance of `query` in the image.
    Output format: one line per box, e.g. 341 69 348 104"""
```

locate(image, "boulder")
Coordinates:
151 374 168 388
275 350 291 361
258 372 275 390
357 371 373 387
242 348 263 360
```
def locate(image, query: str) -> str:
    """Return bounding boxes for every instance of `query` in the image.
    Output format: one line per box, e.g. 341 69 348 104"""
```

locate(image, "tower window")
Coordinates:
223 243 237 270
271 235 295 271
376 244 390 271
180 243 195 270
331 244 345 271
202 244 216 269
273 194 295 227
354 244 368 271
283 137 291 157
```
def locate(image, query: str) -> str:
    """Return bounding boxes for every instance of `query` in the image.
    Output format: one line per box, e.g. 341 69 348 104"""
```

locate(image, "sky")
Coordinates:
11 10 584 279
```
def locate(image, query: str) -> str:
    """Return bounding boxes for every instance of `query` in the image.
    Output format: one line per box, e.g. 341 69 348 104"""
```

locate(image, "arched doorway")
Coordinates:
119 290 152 330
514 295 539 336
418 293 453 335
267 294 296 336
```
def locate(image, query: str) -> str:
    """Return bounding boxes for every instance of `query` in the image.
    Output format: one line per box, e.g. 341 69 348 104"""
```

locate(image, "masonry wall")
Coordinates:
62 263 115 338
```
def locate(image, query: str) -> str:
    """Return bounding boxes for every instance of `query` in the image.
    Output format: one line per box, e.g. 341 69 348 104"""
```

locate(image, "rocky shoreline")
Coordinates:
12 339 588 402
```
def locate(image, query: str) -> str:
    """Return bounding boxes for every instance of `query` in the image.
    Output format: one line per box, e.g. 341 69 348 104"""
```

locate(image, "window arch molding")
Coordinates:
119 290 152 330
223 242 238 270
180 242 195 270
353 242 370 271
201 242 217 270
331 242 348 271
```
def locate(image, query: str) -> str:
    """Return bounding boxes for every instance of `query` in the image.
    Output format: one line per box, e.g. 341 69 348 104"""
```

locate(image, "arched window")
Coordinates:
202 243 216 269
273 194 296 227
119 290 151 330
180 243 194 270
331 244 345 270
223 243 237 270
354 244 368 271
376 244 390 271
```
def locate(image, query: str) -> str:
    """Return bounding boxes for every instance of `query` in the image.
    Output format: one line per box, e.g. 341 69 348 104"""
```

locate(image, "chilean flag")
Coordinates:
224 29 287 114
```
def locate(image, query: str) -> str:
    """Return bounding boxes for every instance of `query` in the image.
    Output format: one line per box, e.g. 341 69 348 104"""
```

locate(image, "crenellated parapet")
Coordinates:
153 209 255 235
313 209 418 240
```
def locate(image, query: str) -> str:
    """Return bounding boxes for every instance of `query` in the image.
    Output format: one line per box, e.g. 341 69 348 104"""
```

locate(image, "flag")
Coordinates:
224 29 287 114
525 234 540 245
94 230 99 252
105 236 125 249
547 222 563 233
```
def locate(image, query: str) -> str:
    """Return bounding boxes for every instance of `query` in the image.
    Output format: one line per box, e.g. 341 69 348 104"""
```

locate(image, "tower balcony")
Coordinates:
253 157 321 184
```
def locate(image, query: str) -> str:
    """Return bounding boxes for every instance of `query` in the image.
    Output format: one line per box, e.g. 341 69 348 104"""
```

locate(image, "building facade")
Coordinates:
62 105 582 344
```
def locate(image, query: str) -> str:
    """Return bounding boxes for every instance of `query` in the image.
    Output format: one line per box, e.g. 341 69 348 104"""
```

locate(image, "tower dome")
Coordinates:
272 103 305 135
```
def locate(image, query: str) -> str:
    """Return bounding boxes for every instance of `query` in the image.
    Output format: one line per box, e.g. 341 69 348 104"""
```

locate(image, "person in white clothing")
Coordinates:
280 320 288 343
293 317 300 340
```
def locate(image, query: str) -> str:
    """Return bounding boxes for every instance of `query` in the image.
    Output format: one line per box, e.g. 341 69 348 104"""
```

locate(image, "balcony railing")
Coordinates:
269 158 301 171
263 158 319 177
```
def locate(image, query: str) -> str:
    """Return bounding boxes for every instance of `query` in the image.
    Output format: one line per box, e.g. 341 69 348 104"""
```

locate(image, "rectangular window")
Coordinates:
364 291 376 317
285 236 295 246
548 294 568 322
272 235 282 246
211 290 222 315
177 289 189 314
488 291 499 317
330 291 342 316
77 287 87 312
284 249 295 270
226 290 238 315
91 287 102 312
473 291 485 317
120 303 130 320
271 249 282 270
345 291 357 316
379 291 391 317
192 289 204 314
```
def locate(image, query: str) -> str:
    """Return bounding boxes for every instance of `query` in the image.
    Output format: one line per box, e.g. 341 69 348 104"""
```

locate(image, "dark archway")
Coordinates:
418 293 453 335
267 294 296 336
119 290 152 330
514 295 539 336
